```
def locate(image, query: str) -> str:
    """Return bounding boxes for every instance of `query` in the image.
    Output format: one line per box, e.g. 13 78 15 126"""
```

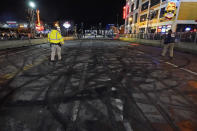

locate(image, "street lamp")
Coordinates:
29 1 36 8
63 22 71 36
63 22 71 29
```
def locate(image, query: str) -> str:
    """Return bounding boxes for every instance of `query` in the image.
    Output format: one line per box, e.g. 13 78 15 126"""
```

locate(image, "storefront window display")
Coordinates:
157 25 172 33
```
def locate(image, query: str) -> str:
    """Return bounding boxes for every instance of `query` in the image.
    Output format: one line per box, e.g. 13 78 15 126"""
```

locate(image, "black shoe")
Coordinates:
48 61 55 66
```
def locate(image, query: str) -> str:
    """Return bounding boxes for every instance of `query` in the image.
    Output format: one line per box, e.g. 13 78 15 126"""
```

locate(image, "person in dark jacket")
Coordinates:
161 30 175 59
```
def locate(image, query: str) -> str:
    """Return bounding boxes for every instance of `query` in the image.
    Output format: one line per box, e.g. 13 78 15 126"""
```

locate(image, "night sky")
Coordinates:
0 0 125 28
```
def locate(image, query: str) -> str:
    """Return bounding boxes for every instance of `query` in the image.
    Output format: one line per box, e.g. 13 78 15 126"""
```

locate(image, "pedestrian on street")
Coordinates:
77 29 81 39
161 30 175 59
48 26 64 62
94 31 97 38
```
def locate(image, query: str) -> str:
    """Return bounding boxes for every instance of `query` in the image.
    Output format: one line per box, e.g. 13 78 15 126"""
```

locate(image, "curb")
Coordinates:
120 37 197 55
0 37 74 51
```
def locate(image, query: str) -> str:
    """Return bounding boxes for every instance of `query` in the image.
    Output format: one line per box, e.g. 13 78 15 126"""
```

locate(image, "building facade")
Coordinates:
124 0 197 34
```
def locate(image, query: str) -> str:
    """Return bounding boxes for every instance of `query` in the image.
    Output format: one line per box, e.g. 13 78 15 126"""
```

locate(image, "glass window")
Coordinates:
160 7 165 18
140 14 147 22
135 13 138 23
131 4 134 12
150 0 160 7
150 10 159 20
139 28 145 33
136 0 140 9
126 18 128 25
141 1 149 11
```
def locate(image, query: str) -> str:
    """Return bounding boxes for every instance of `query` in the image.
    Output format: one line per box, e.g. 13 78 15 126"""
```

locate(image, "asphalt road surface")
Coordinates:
0 40 197 131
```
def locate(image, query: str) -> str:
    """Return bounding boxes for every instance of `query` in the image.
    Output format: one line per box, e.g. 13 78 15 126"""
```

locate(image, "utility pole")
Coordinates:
31 10 36 38
99 22 102 35
81 22 84 38
28 8 35 38
117 14 119 28
28 1 36 38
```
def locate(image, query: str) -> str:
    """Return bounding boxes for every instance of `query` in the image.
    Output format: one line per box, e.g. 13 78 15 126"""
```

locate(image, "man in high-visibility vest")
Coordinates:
48 26 64 61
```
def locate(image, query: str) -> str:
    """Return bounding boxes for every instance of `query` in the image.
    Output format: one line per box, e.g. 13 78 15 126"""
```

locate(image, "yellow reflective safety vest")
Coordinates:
48 30 64 44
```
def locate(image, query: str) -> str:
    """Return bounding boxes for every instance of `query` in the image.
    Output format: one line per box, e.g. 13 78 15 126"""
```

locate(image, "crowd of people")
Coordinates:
0 31 47 40
0 31 29 40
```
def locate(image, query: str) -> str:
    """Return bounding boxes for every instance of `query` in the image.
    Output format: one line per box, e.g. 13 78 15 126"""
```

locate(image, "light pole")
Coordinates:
28 1 36 38
146 0 151 37
117 14 119 28
99 22 102 35
81 22 84 37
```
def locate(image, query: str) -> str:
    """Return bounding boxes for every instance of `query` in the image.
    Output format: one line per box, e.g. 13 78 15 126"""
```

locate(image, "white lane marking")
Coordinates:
165 62 178 68
136 50 197 76
181 68 197 76
165 62 197 76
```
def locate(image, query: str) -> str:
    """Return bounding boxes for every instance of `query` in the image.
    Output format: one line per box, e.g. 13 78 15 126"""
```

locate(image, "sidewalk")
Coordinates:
0 37 74 50
120 37 197 54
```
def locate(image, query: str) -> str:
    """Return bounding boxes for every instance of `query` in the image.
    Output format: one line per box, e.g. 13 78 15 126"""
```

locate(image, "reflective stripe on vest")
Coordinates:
49 32 62 40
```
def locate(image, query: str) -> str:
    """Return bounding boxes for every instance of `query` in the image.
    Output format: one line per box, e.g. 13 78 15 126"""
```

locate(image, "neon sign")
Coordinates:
123 6 126 19
164 1 177 20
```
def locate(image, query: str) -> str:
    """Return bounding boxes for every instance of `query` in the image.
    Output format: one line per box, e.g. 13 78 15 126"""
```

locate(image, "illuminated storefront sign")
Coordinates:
157 26 162 33
6 21 17 24
123 5 130 19
5 21 18 28
123 6 126 19
164 1 177 20
161 26 166 33
158 25 172 33
36 25 44 31
185 27 191 31
63 22 71 29
19 24 28 28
